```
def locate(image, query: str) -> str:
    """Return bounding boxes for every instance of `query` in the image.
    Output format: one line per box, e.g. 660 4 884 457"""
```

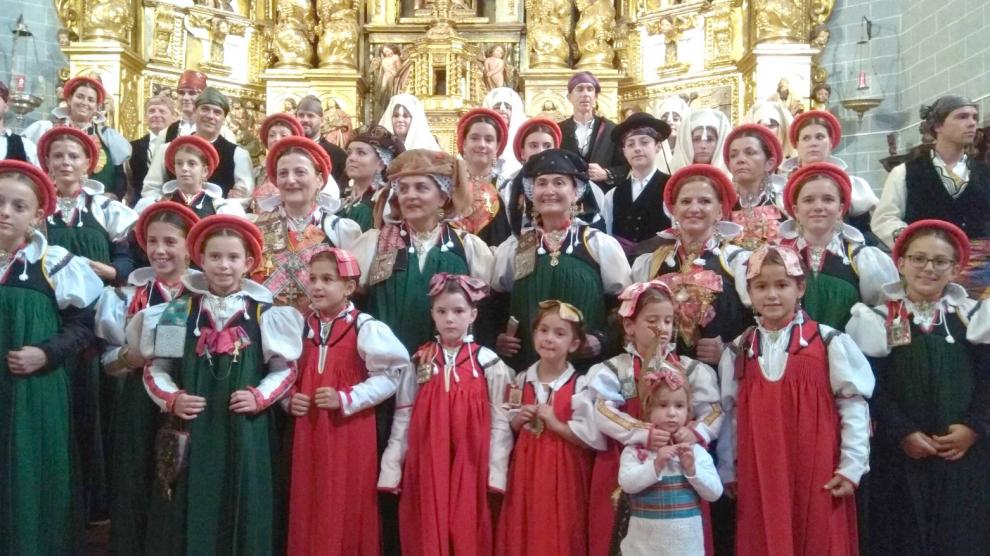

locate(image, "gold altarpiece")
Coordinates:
54 0 834 152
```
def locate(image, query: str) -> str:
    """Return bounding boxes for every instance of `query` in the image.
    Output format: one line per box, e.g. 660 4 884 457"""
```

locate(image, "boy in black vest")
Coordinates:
873 95 987 246
0 81 39 165
602 112 672 260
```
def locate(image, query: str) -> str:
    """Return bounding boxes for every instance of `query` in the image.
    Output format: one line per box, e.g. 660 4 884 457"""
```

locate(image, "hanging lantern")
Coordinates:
6 15 45 131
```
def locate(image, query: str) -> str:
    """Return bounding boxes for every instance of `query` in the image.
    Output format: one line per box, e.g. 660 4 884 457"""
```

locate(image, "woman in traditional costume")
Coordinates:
378 94 441 151
454 107 512 247
722 123 786 249
252 113 305 212
0 160 103 555
778 162 896 330
140 215 303 556
848 220 990 556
630 164 750 365
95 201 200 555
251 136 361 312
38 124 138 522
25 76 132 199
341 124 404 232
669 109 731 175
492 148 630 368
482 87 527 180
653 96 692 175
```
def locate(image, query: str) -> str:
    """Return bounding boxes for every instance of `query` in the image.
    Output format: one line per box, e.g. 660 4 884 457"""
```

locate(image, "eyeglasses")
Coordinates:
903 253 956 272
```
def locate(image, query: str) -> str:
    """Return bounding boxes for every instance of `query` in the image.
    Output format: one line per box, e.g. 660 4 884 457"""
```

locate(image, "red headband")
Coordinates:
260 113 305 149
0 160 57 217
166 135 220 177
790 110 842 149
457 108 509 157
187 215 265 273
134 201 200 251
783 162 852 217
63 76 106 106
663 164 738 218
723 123 783 173
513 117 562 162
37 126 99 174
177 70 207 91
618 280 675 318
892 219 970 269
265 136 333 185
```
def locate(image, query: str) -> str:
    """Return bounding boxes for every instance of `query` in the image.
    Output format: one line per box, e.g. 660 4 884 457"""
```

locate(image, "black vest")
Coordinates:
163 121 182 143
165 136 239 196
3 133 28 162
612 171 670 243
129 135 152 198
904 153 990 239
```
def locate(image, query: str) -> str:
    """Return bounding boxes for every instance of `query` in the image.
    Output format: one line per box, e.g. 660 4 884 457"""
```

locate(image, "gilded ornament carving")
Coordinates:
752 0 806 44
574 0 616 69
317 0 360 68
273 0 316 68
151 4 179 63
526 0 572 69
647 14 692 76
83 0 134 43
55 0 82 43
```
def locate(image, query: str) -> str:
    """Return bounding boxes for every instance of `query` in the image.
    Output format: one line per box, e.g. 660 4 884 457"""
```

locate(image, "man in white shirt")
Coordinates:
872 95 986 247
0 81 39 165
127 94 176 202
143 87 254 201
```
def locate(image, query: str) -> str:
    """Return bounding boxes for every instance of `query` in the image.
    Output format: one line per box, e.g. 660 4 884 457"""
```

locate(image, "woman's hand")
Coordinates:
173 393 207 420
900 431 938 459
7 347 48 375
229 389 259 414
495 333 521 358
933 424 978 461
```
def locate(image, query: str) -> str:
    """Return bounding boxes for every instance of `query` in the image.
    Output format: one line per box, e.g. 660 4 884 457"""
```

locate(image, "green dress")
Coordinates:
508 225 607 366
340 193 375 233
870 310 990 556
47 194 117 521
800 244 862 330
145 296 284 556
0 251 87 556
367 226 470 354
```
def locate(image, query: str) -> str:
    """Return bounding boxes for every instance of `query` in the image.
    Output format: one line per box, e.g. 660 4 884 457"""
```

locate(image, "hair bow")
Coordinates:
537 300 585 323
427 272 490 302
618 280 675 318
745 244 805 280
638 368 687 405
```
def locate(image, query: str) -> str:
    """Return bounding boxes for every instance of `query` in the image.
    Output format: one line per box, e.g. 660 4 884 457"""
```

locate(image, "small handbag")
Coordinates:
154 416 190 501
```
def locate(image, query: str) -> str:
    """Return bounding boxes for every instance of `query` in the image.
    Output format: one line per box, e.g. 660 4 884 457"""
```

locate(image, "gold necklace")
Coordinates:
543 228 567 267
0 248 13 269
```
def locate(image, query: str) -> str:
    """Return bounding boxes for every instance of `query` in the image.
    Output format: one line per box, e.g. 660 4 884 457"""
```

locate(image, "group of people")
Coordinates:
0 65 987 556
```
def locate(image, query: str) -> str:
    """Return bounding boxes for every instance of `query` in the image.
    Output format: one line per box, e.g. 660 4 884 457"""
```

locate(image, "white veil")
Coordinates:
482 87 526 177
378 94 441 152
670 108 732 175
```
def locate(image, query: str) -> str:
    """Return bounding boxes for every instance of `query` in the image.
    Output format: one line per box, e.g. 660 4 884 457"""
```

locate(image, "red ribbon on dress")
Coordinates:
196 326 251 356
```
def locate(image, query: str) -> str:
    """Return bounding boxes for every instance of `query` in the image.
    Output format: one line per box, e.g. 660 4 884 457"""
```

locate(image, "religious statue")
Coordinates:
274 0 316 68
574 0 616 69
209 19 231 66
370 44 406 114
769 78 804 116
753 0 804 43
317 0 360 68
322 99 353 146
526 0 571 69
283 98 298 112
811 83 831 111
483 45 509 90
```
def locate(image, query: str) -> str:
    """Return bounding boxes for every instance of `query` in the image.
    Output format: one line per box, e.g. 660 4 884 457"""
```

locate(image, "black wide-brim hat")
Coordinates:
611 112 672 144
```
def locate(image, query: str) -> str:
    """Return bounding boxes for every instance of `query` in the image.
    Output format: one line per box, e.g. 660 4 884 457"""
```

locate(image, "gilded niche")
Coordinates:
574 0 616 69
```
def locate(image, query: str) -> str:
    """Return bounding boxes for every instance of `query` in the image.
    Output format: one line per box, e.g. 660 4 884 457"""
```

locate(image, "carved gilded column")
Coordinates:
574 0 617 69
525 0 572 69
316 0 361 69
273 0 316 68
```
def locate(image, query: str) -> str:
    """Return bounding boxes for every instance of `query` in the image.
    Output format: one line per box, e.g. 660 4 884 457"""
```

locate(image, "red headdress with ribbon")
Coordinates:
638 368 690 415
892 218 970 269
457 107 509 156
134 200 200 251
309 246 361 279
513 117 562 162
427 272 489 303
790 109 842 149
0 160 58 217
37 126 100 174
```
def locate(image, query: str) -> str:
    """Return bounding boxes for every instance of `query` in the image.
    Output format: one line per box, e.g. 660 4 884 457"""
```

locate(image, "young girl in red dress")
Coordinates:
286 247 409 556
496 300 596 556
717 244 874 556
378 273 515 556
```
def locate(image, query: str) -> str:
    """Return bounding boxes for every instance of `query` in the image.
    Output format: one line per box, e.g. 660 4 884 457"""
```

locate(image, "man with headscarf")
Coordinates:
142 87 254 201
296 95 348 184
873 95 986 247
558 71 628 191
0 81 39 165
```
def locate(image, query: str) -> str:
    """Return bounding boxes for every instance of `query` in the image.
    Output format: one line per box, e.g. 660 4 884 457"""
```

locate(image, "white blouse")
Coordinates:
134 181 246 218
50 179 137 243
351 225 494 287
1 230 103 310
